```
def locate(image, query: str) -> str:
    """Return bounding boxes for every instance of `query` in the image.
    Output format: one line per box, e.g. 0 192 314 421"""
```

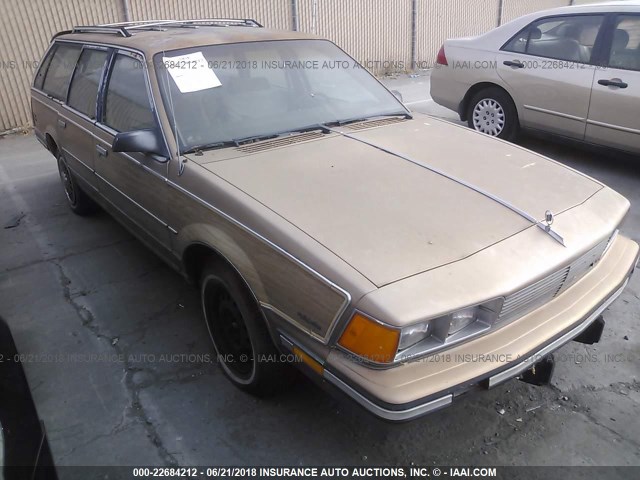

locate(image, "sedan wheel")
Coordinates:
467 87 518 141
472 99 505 136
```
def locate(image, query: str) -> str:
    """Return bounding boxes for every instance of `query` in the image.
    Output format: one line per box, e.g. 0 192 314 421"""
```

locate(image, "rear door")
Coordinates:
61 45 111 188
94 50 172 252
586 14 640 153
496 14 606 139
37 43 88 181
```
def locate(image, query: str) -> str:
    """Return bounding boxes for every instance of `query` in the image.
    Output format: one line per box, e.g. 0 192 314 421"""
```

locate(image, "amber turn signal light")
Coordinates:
338 313 400 363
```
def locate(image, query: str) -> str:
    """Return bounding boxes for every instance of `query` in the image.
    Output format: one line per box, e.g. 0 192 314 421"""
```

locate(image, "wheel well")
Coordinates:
183 243 230 287
45 134 58 157
459 83 512 122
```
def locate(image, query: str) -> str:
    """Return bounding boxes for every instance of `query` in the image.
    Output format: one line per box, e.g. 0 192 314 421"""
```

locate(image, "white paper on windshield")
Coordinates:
162 52 221 93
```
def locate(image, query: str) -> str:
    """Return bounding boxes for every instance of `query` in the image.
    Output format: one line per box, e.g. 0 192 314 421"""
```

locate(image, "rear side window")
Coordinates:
103 54 156 132
68 48 109 118
41 43 82 100
34 45 57 90
503 15 604 64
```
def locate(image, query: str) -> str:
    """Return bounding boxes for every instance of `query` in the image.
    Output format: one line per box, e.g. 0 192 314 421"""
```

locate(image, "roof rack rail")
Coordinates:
170 18 263 28
71 25 132 37
57 18 263 40
99 20 175 27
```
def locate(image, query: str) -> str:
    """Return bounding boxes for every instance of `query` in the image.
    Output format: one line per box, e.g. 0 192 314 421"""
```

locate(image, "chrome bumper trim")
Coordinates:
323 370 452 421
488 277 629 388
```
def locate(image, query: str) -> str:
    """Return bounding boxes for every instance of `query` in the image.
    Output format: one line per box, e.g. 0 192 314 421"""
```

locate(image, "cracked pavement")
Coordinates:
0 74 638 474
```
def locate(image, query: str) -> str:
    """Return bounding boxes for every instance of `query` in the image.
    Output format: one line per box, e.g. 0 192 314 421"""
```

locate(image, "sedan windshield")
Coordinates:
154 40 407 153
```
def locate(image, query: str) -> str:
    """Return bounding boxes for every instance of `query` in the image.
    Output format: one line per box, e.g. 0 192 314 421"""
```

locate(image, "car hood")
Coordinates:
197 114 602 287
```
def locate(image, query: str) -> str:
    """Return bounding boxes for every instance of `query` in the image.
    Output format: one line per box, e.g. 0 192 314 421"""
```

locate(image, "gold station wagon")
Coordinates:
31 19 639 421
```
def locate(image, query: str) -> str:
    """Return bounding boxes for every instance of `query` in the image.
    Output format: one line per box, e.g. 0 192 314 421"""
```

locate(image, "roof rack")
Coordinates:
54 18 263 41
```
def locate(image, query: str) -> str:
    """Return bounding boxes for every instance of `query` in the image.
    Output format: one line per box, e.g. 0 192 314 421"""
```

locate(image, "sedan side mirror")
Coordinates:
112 129 166 158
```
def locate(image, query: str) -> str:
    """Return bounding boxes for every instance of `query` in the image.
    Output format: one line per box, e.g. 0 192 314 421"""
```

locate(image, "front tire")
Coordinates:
467 87 518 141
57 153 98 216
200 259 292 396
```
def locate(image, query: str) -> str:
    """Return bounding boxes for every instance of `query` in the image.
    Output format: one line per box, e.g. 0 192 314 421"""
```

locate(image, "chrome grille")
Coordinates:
498 237 610 323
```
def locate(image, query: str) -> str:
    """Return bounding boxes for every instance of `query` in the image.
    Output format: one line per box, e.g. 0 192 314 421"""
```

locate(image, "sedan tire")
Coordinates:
467 87 518 141
200 258 294 396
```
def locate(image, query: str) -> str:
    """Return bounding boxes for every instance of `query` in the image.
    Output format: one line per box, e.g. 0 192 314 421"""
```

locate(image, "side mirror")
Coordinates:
391 89 403 102
112 129 166 158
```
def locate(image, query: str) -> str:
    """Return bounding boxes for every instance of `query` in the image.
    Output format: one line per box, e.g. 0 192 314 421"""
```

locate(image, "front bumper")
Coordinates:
321 235 639 421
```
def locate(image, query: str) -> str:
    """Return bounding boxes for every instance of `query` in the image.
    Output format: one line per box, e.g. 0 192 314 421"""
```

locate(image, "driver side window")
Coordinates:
103 53 156 132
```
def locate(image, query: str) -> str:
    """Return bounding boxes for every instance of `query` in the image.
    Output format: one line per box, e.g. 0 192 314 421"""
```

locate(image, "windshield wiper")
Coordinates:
323 112 412 128
185 125 330 155
234 124 331 145
183 115 409 155
183 140 238 155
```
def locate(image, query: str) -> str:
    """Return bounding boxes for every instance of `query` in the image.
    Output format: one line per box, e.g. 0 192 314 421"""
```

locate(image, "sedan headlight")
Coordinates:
339 300 503 365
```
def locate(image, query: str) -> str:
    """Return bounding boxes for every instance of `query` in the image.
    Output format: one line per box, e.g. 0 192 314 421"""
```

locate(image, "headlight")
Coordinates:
398 299 502 360
339 300 503 365
398 322 431 351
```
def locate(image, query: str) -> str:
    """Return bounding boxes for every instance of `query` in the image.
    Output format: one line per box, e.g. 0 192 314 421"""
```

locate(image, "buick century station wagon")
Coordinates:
31 19 639 420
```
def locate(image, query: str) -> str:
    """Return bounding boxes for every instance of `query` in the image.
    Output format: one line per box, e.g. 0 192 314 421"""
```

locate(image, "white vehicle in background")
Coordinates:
430 1 640 154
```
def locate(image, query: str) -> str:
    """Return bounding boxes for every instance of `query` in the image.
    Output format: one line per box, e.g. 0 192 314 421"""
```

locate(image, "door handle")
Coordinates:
503 60 524 68
598 78 628 89
96 145 108 157
57 119 66 129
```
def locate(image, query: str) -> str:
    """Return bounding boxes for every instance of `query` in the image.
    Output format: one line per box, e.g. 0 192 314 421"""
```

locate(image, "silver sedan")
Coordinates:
430 1 640 154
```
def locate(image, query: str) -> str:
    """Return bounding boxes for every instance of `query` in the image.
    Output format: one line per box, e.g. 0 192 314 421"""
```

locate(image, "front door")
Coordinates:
497 13 606 140
94 50 172 253
586 14 640 153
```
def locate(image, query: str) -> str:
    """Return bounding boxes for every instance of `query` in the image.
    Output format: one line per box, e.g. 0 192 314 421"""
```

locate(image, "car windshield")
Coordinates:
154 39 407 153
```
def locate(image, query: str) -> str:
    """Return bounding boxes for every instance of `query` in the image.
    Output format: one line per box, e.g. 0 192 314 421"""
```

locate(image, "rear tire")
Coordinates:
200 258 293 396
56 153 98 216
467 87 518 141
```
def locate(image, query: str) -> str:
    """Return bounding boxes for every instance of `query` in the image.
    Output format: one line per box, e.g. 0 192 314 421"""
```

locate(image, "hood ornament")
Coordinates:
539 210 564 246
544 210 554 229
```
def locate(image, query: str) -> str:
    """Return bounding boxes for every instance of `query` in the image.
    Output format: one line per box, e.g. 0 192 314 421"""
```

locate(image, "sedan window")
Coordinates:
608 16 640 71
104 54 156 132
41 43 82 101
67 48 109 118
504 15 604 64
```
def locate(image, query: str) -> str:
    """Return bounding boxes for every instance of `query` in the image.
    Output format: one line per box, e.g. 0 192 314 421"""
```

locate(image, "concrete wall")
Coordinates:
0 0 572 131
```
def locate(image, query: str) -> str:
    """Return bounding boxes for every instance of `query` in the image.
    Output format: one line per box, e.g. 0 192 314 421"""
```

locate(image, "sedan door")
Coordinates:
496 14 606 140
94 50 173 254
586 14 640 153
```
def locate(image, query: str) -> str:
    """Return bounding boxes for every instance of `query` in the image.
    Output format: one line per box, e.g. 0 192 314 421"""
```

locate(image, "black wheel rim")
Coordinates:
58 160 77 206
203 281 254 380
